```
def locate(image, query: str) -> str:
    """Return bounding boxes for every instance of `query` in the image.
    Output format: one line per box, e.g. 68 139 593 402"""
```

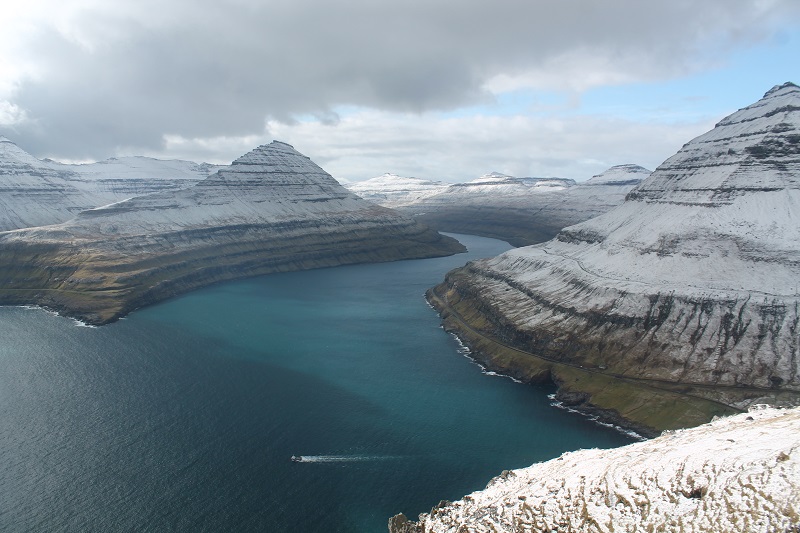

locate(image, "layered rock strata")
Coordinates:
0 141 464 324
429 82 800 433
0 136 217 231
395 167 649 246
390 406 800 533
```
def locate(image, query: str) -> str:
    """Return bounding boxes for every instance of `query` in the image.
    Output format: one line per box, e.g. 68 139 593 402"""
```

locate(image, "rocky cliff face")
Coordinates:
0 137 217 231
429 83 800 432
390 167 648 246
390 406 800 533
0 141 464 324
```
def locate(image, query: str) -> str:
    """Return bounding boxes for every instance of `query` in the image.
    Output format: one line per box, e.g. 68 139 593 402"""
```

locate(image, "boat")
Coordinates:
291 455 302 462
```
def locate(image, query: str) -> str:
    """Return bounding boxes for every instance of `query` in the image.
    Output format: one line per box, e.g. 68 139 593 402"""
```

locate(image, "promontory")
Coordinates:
428 82 800 435
0 141 464 324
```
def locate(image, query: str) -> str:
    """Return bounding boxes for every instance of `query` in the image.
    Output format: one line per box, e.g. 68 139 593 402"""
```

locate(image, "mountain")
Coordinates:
428 82 800 434
583 163 650 185
345 173 449 208
0 136 218 231
390 406 800 533
392 166 648 246
0 141 464 324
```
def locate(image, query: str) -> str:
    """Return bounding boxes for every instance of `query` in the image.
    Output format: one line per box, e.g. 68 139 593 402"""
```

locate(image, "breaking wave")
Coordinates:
548 394 646 441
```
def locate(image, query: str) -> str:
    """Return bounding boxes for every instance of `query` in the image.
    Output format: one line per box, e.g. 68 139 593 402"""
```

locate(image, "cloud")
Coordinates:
0 0 797 162
155 108 716 183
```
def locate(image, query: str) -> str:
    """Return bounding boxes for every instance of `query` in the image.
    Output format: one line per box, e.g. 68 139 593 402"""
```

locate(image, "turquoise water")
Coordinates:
0 234 632 532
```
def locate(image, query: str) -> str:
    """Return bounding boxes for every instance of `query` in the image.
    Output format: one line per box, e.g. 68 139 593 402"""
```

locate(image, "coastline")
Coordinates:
0 228 465 326
425 281 746 437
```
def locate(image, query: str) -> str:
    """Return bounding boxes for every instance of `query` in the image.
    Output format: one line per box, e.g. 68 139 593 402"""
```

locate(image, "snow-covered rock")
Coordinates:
429 83 800 430
391 168 645 246
584 163 651 185
0 137 218 231
0 141 464 324
345 173 449 208
390 406 800 533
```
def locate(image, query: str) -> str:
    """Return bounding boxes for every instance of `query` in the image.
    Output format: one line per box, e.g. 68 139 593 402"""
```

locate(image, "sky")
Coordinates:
0 0 798 183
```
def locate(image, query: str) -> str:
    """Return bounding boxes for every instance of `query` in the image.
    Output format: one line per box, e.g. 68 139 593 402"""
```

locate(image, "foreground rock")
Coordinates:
0 136 218 231
429 82 800 433
390 406 800 533
387 167 648 246
0 141 464 324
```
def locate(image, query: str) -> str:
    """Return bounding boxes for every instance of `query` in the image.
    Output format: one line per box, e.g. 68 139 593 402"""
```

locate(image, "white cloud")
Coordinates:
0 0 796 174
155 108 716 183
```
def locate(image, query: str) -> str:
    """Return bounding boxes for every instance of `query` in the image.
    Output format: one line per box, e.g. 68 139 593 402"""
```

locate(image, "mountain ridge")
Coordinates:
0 141 464 324
364 165 650 246
427 82 800 433
0 137 220 231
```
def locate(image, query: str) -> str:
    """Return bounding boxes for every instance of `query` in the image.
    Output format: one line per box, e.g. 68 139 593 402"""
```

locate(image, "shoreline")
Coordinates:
0 230 466 326
444 323 649 440
425 283 747 437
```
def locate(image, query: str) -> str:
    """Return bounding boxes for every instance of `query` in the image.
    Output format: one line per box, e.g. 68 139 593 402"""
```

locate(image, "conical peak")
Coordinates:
0 136 48 167
627 82 800 204
201 140 347 197
231 140 306 166
715 81 799 128
764 81 799 98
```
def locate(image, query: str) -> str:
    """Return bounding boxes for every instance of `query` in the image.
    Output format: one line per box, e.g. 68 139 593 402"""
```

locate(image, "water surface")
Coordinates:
0 234 632 532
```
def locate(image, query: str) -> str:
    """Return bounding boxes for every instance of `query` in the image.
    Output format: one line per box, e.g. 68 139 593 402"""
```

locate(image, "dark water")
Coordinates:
0 234 632 532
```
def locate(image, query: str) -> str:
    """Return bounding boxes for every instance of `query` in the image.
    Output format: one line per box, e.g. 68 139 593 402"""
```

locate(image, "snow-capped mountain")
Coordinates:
0 137 219 231
584 163 651 185
390 406 800 533
428 83 800 433
345 173 449 208
0 141 464 324
442 172 576 194
389 167 647 246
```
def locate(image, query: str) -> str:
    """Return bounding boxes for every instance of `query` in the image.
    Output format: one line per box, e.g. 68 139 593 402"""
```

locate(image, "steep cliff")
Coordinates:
390 406 800 533
429 83 800 433
0 141 464 324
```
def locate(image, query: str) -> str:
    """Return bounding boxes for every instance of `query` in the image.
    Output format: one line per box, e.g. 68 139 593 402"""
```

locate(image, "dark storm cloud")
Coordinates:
1 0 797 160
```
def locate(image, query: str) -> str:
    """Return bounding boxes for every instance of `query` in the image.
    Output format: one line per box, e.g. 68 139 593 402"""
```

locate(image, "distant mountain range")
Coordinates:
0 141 464 324
0 136 220 231
347 165 651 246
428 82 800 434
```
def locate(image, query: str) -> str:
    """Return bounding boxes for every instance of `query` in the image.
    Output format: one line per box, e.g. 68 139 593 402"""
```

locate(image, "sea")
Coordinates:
0 234 632 532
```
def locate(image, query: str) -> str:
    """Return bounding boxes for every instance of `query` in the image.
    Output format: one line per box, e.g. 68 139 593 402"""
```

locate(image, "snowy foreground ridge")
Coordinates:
390 407 800 533
433 82 800 402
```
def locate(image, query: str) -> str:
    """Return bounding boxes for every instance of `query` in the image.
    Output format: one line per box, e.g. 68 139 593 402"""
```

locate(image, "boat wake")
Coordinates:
291 454 401 463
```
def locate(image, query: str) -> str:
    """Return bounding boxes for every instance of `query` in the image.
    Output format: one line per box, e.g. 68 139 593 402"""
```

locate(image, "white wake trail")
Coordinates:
292 455 401 463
